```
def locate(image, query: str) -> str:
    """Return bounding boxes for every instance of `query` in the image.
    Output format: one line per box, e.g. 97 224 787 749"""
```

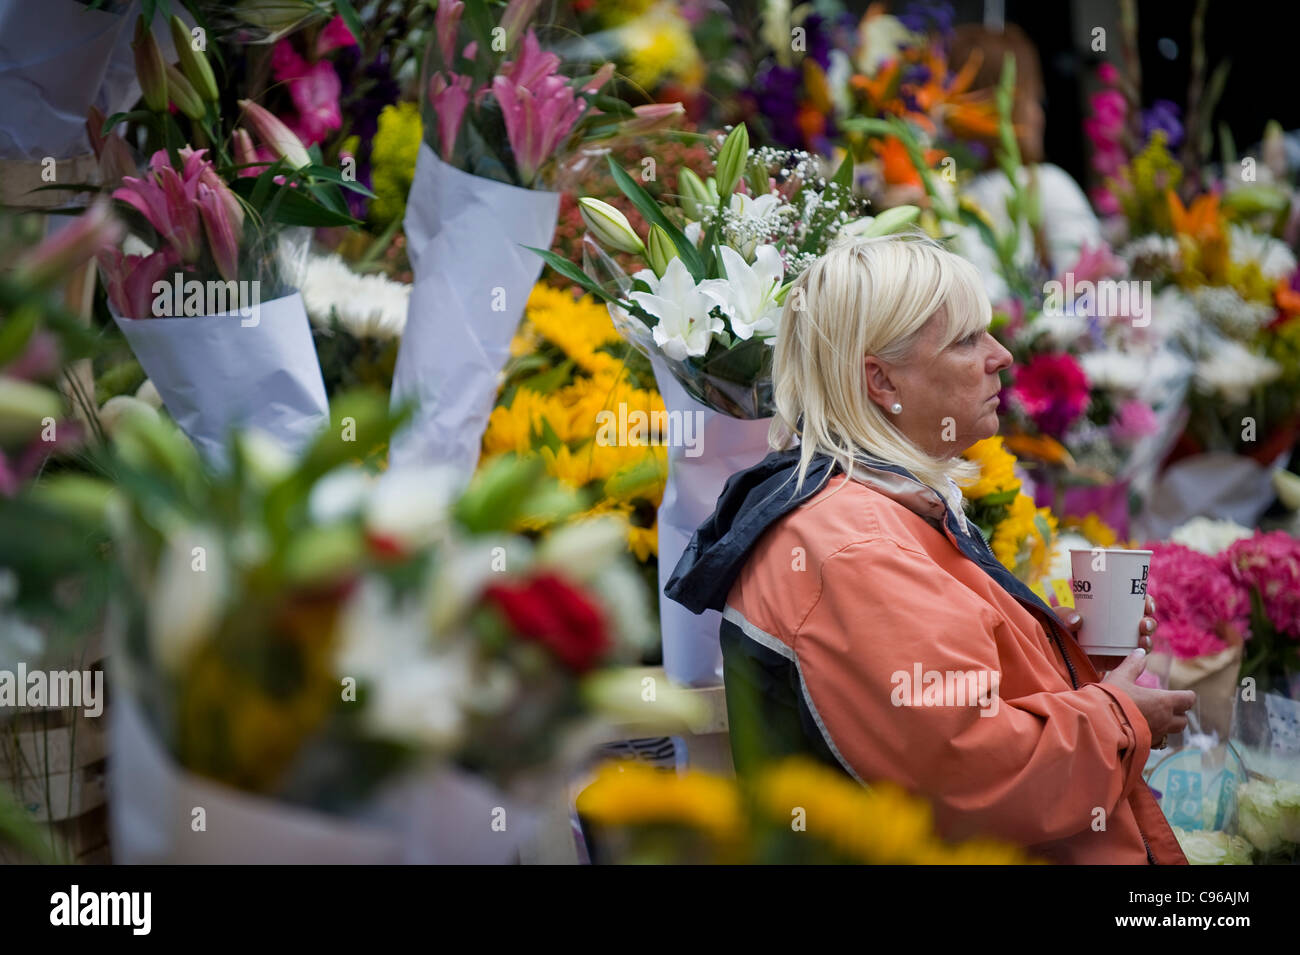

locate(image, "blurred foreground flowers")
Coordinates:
576 757 1038 865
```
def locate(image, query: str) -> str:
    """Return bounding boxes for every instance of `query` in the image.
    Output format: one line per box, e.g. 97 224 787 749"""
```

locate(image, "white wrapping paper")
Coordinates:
388 143 560 478
652 355 773 686
108 690 536 864
1133 451 1289 542
112 292 329 466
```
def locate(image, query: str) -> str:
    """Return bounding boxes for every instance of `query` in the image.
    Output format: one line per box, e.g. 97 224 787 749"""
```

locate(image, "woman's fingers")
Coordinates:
1145 594 1156 617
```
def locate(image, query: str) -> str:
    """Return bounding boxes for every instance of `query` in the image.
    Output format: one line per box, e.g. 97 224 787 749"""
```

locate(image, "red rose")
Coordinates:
483 573 611 672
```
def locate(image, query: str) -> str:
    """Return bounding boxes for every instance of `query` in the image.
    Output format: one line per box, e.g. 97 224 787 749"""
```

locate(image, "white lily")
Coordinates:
704 245 784 341
629 257 725 360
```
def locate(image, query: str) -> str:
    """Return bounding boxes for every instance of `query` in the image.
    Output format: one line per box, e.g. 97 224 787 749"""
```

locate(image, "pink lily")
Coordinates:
98 247 181 319
197 183 243 283
435 0 464 69
428 72 475 162
492 32 590 184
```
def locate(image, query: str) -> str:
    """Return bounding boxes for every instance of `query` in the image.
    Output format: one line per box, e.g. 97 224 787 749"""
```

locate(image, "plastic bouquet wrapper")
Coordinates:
52 399 658 862
1228 692 1300 861
109 687 533 864
111 289 328 466
89 25 375 464
388 0 681 476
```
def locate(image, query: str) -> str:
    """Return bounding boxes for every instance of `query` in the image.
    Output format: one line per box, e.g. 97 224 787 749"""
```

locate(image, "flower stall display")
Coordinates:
23 391 654 862
576 756 1036 864
387 0 681 476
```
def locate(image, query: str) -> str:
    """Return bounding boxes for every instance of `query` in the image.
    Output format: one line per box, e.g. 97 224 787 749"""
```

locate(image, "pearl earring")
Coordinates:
890 402 902 414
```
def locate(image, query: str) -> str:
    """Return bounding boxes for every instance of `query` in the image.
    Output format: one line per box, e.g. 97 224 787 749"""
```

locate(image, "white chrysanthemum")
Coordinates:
1193 338 1281 404
1172 827 1255 865
1169 516 1254 555
301 253 411 340
1229 223 1297 281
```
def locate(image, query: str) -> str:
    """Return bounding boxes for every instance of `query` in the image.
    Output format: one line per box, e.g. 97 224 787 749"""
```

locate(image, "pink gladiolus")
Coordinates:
287 61 343 144
98 247 182 319
316 15 357 55
428 72 474 162
14 199 123 290
435 0 464 68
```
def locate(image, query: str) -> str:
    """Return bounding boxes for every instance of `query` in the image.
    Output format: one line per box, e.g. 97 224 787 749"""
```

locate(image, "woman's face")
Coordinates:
864 307 1013 458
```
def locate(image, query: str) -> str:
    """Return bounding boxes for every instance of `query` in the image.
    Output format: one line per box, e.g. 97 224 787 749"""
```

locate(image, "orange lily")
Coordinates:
873 136 944 187
1167 190 1223 243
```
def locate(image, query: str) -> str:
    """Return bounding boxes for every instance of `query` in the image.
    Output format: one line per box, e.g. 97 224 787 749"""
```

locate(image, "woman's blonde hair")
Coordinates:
770 230 991 495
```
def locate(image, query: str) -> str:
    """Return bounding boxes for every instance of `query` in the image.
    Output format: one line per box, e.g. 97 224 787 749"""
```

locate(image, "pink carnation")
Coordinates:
1010 352 1090 438
1225 531 1300 639
1146 542 1251 659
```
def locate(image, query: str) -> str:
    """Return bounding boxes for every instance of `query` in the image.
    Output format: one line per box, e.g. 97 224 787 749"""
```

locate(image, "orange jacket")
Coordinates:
668 451 1186 864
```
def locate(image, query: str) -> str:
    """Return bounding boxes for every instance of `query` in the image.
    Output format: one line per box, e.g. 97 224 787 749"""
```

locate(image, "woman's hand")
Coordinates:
1059 594 1157 673
1101 650 1197 749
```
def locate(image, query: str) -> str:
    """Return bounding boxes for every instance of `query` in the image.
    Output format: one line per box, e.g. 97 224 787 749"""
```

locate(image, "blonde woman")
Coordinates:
665 234 1193 865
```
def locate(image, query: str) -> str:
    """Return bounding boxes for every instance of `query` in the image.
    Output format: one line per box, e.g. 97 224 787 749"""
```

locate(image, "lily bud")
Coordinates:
197 183 243 283
677 168 712 220
851 204 922 238
164 63 206 120
231 128 261 177
132 15 168 112
578 198 645 255
645 224 677 278
15 200 123 291
621 102 685 136
714 123 750 201
238 99 312 170
170 15 219 103
0 378 64 446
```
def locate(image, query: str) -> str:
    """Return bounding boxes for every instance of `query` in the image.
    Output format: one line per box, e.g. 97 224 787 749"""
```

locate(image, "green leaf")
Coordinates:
832 152 855 189
524 247 614 302
302 163 377 197
606 156 706 279
0 306 38 367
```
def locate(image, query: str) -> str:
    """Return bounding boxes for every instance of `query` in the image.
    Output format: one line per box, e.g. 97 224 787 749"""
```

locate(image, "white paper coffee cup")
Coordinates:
1069 548 1152 655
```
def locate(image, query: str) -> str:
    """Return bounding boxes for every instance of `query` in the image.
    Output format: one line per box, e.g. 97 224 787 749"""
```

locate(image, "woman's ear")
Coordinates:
863 355 899 411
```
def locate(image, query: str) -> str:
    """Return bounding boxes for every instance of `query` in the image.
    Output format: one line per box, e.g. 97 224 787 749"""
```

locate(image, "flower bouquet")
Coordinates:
93 14 376 467
388 0 681 475
533 122 912 684
28 391 652 862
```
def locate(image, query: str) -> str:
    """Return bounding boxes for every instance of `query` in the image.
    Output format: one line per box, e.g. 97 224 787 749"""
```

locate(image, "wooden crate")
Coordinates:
0 659 110 865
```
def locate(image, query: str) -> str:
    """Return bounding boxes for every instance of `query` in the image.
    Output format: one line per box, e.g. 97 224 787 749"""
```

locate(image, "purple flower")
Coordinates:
1142 100 1183 150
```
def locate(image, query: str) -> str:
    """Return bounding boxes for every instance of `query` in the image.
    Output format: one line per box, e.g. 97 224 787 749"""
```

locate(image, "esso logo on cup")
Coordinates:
1073 579 1091 594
